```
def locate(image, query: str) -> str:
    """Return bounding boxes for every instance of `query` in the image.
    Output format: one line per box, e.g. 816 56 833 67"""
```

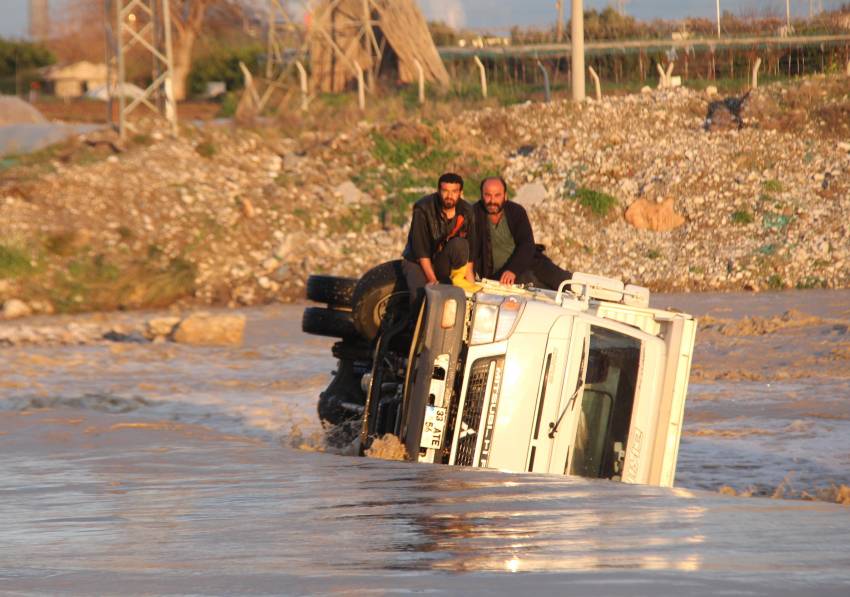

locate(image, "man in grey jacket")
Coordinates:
471 176 571 289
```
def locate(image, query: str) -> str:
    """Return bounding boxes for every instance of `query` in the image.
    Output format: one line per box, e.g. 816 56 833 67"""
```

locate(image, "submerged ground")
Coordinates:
1 289 849 594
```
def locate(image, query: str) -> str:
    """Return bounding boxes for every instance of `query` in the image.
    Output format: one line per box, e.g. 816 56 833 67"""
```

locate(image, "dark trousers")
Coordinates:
514 254 572 291
403 237 469 304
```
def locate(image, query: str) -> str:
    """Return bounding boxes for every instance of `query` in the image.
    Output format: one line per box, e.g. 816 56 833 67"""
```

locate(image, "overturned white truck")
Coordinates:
302 262 697 487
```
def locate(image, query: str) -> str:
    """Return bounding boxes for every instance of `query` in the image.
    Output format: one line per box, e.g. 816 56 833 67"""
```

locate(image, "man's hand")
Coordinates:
419 257 438 285
499 270 516 285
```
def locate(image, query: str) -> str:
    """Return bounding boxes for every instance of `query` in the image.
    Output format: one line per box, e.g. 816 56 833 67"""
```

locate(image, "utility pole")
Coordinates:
715 0 721 38
785 0 790 30
29 0 49 41
105 0 178 139
556 0 564 43
571 0 585 101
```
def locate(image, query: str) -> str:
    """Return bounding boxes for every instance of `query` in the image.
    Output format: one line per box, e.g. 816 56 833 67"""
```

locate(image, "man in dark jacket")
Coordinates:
402 172 480 301
472 176 571 289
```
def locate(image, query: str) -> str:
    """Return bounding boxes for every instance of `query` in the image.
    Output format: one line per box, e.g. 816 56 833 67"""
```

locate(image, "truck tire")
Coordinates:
301 306 358 339
306 275 358 308
351 260 409 341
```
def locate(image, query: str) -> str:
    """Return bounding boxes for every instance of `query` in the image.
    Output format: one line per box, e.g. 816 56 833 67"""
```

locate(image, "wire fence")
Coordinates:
438 36 850 103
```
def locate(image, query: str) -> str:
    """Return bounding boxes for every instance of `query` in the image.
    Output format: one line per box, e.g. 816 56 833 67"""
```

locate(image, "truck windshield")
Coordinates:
569 326 641 480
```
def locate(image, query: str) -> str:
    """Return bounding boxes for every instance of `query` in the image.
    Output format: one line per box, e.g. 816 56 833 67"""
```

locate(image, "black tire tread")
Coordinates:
301 306 358 339
306 274 358 308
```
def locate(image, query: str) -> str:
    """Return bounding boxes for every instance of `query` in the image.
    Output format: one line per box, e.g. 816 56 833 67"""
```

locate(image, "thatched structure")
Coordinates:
309 0 450 93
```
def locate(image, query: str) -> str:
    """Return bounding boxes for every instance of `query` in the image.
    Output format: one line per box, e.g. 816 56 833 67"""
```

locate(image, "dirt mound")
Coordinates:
700 309 824 336
0 97 47 125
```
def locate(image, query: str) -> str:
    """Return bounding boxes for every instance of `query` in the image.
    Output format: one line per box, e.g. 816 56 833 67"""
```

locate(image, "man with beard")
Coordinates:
402 172 480 302
472 176 572 289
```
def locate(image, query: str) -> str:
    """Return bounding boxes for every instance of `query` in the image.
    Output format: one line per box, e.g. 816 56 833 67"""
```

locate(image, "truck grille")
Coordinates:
455 357 502 466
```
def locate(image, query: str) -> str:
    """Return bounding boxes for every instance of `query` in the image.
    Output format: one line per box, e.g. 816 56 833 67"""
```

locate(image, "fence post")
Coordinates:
536 60 551 102
588 66 601 100
751 57 762 89
354 61 366 111
473 56 488 99
295 60 309 111
414 59 425 104
656 63 667 88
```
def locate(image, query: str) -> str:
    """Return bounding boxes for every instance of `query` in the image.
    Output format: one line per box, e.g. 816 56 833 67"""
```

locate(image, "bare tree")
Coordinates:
170 1 218 100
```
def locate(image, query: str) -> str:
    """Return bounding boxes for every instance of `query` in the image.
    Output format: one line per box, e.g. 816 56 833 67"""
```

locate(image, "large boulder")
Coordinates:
0 97 46 125
145 316 182 340
172 312 246 346
2 299 32 320
624 197 685 232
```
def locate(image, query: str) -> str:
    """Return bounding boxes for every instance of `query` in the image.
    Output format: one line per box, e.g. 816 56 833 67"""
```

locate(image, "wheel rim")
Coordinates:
373 291 410 326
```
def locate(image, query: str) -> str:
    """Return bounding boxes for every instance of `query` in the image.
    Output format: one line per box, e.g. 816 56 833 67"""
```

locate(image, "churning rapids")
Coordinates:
2 289 849 595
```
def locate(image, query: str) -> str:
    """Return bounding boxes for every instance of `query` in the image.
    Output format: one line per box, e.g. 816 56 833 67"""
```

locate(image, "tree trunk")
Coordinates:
172 29 196 101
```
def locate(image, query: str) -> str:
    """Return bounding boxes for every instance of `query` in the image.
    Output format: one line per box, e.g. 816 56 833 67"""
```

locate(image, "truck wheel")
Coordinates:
301 306 358 338
306 275 358 308
351 260 409 341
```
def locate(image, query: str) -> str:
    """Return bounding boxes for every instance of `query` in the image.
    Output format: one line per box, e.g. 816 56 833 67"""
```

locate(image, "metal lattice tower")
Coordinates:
29 0 50 41
105 0 178 139
265 0 308 79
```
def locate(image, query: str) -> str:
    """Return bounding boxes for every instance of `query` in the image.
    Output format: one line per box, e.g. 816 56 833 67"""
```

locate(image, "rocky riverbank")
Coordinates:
1 74 848 317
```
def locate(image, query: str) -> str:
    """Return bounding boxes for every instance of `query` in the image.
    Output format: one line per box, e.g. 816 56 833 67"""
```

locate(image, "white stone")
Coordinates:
334 180 364 204
513 182 547 208
173 312 246 346
2 299 32 320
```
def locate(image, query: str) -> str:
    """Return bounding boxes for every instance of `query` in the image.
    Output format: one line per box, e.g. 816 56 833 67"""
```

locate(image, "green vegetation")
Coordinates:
762 213 791 230
196 141 217 158
0 244 34 278
647 249 662 260
796 276 827 290
0 38 55 75
766 274 784 290
187 44 264 98
574 187 618 217
0 37 55 93
731 209 754 225
762 179 783 193
48 254 196 313
44 231 81 257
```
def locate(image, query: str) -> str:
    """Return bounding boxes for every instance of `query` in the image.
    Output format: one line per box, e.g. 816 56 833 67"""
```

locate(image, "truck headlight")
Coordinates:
471 303 498 344
470 295 524 345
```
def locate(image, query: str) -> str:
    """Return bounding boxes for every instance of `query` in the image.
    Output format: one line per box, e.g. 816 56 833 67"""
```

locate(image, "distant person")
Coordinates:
402 172 480 301
472 176 572 289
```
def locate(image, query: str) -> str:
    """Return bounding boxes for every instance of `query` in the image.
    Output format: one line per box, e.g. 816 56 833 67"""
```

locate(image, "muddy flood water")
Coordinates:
2 289 850 595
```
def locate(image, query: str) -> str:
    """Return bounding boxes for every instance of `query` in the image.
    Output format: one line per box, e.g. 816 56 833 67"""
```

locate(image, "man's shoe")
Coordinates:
450 267 482 293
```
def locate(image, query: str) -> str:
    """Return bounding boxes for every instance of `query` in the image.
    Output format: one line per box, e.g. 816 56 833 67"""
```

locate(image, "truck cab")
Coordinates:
359 274 696 487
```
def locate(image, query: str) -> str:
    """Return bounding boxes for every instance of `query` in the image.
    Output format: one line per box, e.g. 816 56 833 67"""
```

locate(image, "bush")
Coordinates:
0 244 33 278
187 44 264 98
731 209 754 225
195 141 217 158
762 179 783 193
0 37 55 78
574 188 618 217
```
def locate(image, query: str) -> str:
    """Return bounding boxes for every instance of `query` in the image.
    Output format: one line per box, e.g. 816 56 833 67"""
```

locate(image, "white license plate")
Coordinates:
420 406 447 449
